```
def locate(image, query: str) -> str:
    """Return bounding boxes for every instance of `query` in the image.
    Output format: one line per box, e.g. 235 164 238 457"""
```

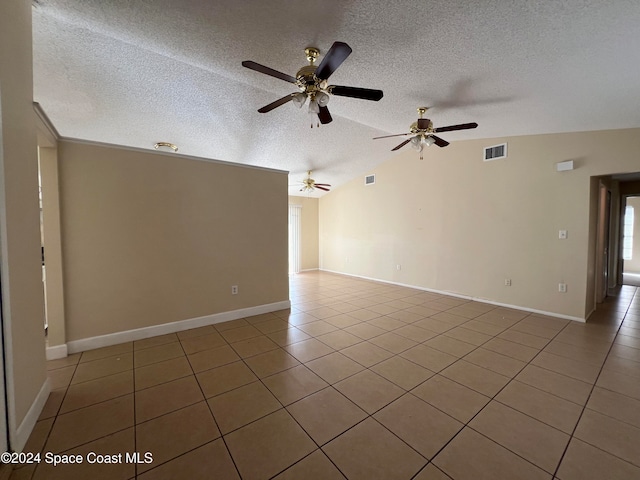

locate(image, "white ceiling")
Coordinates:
32 0 640 197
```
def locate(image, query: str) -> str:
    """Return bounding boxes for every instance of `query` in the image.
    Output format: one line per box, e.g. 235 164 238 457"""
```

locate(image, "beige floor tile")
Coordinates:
39 388 66 420
133 342 184 368
177 325 217 339
496 380 582 434
442 327 493 346
297 320 339 337
284 338 334 363
543 340 607 366
33 428 135 480
305 352 365 384
412 374 490 423
343 323 387 340
317 330 363 350
371 355 435 390
516 364 592 405
511 321 559 339
430 312 470 326
574 408 640 466
213 318 249 332
498 329 549 349
367 303 400 315
135 375 204 423
323 314 363 328
133 333 179 351
413 318 455 334
60 371 133 414
254 318 290 334
80 343 133 363
71 353 133 385
22 417 54 455
46 353 81 371
208 381 281 434
136 402 220 474
386 309 426 324
137 439 239 480
531 351 600 383
225 409 316 480
425 336 476 357
395 324 440 342
286 312 321 326
273 449 346 480
308 306 342 320
556 438 640 480
322 417 426 480
368 316 407 331
267 327 312 346
196 360 257 398
369 332 418 354
230 335 281 358
610 343 640 362
469 401 569 473
596 368 640 400
603 354 640 379
440 360 510 397
340 341 394 367
45 395 134 452
179 331 226 355
334 370 404 414
413 463 454 480
482 337 540 362
346 309 381 322
220 324 263 343
375 394 463 459
48 365 76 389
287 387 367 445
400 345 458 372
187 344 240 373
244 348 300 378
245 312 280 324
464 348 526 377
134 356 193 390
263 365 328 405
433 427 549 480
586 386 640 428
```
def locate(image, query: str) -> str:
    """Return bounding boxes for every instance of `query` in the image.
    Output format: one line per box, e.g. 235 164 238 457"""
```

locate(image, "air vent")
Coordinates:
484 143 507 161
365 174 376 185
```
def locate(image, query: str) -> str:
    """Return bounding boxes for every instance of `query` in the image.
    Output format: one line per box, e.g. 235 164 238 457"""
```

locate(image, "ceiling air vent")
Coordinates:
365 174 376 185
484 143 507 162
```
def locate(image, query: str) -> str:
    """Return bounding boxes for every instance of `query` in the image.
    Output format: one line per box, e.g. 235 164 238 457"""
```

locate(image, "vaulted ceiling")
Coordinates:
32 0 640 196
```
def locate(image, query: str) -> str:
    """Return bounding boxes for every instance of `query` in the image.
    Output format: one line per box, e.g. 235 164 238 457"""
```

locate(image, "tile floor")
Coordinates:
11 271 640 479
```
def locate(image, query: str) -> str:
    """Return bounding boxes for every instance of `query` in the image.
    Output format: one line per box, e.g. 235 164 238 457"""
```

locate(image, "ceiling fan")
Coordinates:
242 42 383 127
373 107 478 159
297 171 331 192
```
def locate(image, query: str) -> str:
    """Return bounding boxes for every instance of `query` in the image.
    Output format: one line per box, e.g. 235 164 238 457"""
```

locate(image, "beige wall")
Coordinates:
320 128 640 320
289 196 319 271
59 141 288 341
0 0 48 445
624 196 640 273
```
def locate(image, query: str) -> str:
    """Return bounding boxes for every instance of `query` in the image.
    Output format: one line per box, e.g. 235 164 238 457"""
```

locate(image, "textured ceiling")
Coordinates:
32 0 640 196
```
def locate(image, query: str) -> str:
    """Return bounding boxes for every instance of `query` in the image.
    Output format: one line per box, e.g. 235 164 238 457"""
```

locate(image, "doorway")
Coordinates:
621 196 640 286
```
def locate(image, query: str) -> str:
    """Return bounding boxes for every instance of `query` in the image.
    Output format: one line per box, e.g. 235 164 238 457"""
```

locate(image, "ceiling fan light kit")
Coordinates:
299 171 331 193
373 107 478 160
242 42 383 127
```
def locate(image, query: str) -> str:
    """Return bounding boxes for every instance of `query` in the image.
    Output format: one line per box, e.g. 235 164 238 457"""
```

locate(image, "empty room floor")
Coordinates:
11 271 640 479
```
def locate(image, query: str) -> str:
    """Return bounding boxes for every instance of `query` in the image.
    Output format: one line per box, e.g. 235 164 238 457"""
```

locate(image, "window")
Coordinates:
623 205 634 260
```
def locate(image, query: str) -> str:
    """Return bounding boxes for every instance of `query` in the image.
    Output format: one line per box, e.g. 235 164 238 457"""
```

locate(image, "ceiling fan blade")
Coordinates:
434 122 478 133
373 133 411 140
330 85 384 101
318 105 333 124
257 94 294 113
314 183 331 187
242 61 297 83
315 185 330 192
431 135 450 147
392 139 412 151
315 42 352 80
417 118 430 130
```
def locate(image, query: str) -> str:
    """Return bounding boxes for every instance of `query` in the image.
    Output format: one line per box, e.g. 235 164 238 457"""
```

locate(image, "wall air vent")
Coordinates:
365 174 376 185
484 143 507 162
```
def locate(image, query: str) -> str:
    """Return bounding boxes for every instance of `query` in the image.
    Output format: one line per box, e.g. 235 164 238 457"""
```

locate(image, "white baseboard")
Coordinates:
15 378 51 452
45 343 68 360
319 269 586 323
66 300 291 354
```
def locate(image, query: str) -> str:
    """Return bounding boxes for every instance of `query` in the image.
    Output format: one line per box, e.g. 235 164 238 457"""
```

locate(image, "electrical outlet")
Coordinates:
504 279 512 286
231 285 238 295
396 264 401 271
559 230 568 239
558 283 567 293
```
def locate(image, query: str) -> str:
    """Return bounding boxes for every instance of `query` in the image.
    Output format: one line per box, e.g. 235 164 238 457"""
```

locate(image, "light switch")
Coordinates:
559 230 567 239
